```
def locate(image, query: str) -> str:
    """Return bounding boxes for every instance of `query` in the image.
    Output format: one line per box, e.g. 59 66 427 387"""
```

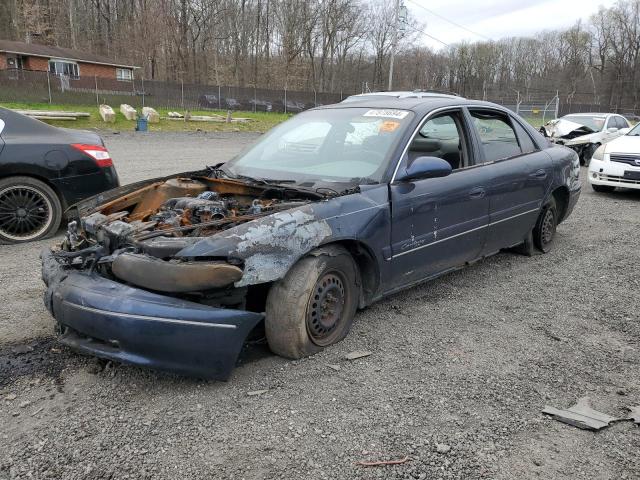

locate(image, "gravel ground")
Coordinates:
1 132 639 479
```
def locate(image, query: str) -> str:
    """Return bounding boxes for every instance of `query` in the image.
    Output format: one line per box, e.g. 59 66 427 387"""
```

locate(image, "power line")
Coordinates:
404 22 450 47
405 0 491 41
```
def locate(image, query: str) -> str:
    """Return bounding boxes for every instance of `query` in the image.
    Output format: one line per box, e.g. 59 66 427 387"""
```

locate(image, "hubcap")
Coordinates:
307 272 346 346
0 185 53 241
541 209 555 246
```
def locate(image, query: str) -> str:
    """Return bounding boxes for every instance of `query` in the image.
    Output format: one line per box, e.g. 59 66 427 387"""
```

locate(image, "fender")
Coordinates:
176 186 391 288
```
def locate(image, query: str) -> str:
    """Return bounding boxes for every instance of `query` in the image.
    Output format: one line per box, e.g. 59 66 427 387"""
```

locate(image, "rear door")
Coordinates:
467 109 551 254
389 108 491 288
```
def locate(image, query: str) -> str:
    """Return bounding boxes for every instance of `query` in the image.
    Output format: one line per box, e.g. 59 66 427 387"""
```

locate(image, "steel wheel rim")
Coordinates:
0 185 53 241
307 271 346 346
541 209 555 246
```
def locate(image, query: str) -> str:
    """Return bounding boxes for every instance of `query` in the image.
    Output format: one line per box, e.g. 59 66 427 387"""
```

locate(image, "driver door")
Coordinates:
389 109 490 289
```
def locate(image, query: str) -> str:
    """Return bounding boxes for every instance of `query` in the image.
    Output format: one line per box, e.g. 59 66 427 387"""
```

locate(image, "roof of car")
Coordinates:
319 95 506 115
564 113 614 117
342 91 461 103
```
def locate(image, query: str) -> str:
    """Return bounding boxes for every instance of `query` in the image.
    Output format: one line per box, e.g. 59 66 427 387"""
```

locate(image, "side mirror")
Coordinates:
395 156 452 182
620 127 631 135
607 127 618 133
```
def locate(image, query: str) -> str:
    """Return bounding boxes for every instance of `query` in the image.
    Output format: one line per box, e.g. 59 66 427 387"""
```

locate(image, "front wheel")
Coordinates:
533 198 557 253
265 245 359 359
0 176 62 244
581 143 600 167
592 184 615 193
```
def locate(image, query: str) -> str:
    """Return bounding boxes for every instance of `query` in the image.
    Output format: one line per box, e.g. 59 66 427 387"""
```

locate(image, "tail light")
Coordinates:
71 144 113 167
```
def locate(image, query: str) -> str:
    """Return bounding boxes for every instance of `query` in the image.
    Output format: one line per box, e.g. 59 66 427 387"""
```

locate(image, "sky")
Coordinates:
404 0 619 49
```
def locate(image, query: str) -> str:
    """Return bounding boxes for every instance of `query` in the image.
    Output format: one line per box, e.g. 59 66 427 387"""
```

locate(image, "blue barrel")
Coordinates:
136 117 148 132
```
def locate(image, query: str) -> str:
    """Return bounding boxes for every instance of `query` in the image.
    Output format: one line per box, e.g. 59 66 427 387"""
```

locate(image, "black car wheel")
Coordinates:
0 176 62 243
592 184 615 193
265 245 359 359
533 198 557 253
582 143 600 167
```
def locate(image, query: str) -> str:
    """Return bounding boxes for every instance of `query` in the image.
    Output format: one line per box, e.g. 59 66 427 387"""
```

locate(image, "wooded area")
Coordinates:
1 0 640 110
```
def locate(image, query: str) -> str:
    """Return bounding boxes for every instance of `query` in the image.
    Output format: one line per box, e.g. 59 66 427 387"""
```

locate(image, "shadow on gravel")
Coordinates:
0 337 78 388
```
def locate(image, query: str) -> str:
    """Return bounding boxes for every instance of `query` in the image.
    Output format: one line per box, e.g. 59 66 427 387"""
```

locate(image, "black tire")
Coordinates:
592 184 615 193
581 143 600 167
0 176 62 244
265 245 359 359
533 198 557 253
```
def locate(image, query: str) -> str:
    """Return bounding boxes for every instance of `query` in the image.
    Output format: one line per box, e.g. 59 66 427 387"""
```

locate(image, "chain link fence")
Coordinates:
0 69 347 113
2 69 639 121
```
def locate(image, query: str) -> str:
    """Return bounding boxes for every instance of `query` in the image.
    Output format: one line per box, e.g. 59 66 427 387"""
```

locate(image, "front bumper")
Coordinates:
41 250 263 380
588 158 640 190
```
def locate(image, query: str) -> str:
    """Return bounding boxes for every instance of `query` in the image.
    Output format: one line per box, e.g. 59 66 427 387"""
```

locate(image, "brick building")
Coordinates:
0 40 138 81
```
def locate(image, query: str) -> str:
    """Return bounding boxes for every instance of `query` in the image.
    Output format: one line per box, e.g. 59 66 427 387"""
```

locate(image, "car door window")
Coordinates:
606 117 617 130
511 119 537 154
615 116 628 129
408 111 467 170
470 110 522 162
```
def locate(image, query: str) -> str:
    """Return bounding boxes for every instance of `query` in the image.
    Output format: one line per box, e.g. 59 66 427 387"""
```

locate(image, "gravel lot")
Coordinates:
1 132 639 479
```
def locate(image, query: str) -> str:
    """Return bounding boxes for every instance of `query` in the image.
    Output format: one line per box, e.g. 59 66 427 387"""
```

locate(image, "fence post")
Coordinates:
555 90 560 119
254 87 257 113
515 90 520 115
181 79 184 109
47 72 52 104
218 85 221 110
314 90 317 107
284 88 287 114
141 77 145 108
94 75 99 106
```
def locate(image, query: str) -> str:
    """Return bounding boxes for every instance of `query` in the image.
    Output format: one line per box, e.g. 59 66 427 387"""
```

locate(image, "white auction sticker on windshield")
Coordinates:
363 109 409 120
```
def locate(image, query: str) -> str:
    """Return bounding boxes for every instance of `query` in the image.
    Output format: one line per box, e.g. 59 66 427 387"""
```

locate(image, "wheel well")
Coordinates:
551 186 570 223
323 240 380 308
0 173 67 210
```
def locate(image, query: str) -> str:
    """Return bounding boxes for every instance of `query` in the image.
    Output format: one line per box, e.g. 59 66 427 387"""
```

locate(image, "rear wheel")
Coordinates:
592 184 615 193
265 246 359 359
533 198 557 253
0 176 62 243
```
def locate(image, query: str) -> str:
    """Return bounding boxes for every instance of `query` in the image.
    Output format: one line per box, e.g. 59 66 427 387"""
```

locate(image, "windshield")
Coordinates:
627 123 640 136
223 108 413 184
563 115 605 132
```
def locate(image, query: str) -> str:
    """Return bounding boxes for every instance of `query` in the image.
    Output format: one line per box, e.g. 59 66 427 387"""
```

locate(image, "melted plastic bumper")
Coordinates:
41 249 263 380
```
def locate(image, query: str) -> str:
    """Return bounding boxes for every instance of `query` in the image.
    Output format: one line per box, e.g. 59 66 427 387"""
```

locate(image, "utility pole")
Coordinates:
388 0 400 91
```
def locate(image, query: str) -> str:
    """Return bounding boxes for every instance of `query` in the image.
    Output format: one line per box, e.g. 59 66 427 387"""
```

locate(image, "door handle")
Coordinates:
469 187 486 199
530 169 547 179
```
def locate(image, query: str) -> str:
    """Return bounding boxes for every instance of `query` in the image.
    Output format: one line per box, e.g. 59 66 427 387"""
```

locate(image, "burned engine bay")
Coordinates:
55 175 321 305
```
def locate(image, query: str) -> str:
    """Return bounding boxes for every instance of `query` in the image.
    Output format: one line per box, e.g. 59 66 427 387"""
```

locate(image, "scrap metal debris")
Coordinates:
626 406 640 424
355 456 409 467
543 397 640 431
247 389 269 397
344 350 372 361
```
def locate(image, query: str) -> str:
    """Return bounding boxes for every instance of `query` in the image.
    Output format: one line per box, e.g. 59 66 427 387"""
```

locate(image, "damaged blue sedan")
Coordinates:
41 95 581 380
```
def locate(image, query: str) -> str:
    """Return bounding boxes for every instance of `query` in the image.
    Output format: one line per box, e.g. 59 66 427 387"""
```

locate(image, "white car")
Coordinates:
588 123 640 192
540 113 631 165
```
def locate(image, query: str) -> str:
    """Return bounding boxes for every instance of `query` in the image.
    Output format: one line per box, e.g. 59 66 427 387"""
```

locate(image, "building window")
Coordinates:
48 60 79 78
6 56 25 69
116 68 133 81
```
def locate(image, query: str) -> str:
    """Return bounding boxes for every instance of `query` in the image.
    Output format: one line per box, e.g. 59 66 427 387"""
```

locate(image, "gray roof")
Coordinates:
320 95 504 115
0 39 138 69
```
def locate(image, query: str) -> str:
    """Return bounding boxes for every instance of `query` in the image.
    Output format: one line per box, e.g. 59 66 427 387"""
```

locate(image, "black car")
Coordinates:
247 99 273 112
0 108 119 243
42 96 580 380
198 94 220 109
